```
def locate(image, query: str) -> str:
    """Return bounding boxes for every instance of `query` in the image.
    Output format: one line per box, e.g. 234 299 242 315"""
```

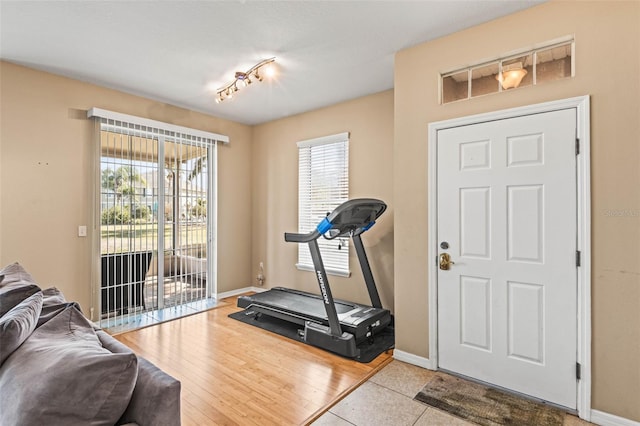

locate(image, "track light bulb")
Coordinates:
264 63 275 78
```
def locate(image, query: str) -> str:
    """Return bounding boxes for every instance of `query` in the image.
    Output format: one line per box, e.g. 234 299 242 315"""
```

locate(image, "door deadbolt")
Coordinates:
439 253 455 270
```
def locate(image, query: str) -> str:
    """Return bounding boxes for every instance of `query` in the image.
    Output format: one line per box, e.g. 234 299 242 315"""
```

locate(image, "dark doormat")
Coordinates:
414 372 566 426
228 309 394 363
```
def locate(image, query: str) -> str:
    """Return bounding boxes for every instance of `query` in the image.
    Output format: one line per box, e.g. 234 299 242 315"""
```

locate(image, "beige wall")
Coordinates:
394 1 639 421
251 90 395 309
0 62 253 315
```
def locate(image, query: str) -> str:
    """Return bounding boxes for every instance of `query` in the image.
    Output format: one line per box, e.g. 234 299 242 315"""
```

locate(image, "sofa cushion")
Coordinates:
0 291 43 365
37 287 82 328
42 286 67 305
0 305 138 426
37 300 83 328
0 262 37 286
0 263 41 317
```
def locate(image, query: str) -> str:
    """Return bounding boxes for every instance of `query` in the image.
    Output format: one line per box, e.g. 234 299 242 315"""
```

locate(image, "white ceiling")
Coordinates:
0 1 542 125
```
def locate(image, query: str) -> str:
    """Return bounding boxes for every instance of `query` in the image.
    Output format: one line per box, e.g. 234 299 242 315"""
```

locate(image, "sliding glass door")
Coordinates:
99 129 214 323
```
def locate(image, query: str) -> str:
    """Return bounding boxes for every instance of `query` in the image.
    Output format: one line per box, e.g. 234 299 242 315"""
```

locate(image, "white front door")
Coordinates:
437 109 578 409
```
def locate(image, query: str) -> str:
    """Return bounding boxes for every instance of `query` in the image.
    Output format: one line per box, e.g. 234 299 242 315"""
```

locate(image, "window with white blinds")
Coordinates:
297 132 350 276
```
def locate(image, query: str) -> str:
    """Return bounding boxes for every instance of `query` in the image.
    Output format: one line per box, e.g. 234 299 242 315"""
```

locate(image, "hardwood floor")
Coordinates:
114 296 393 425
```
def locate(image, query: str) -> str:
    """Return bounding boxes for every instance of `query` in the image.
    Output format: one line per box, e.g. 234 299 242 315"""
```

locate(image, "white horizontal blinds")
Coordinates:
297 132 349 275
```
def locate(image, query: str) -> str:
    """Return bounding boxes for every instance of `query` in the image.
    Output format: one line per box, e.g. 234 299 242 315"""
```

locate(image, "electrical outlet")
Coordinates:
257 262 265 286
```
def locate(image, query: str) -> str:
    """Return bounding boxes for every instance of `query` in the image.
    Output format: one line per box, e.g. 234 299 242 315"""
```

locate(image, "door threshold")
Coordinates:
101 298 225 335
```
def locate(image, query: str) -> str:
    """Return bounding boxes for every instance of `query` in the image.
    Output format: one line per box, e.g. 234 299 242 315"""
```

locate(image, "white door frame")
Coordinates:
427 96 591 420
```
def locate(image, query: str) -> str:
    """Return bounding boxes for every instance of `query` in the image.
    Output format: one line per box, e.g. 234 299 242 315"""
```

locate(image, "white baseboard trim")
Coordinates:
393 350 435 370
590 410 640 426
216 286 267 300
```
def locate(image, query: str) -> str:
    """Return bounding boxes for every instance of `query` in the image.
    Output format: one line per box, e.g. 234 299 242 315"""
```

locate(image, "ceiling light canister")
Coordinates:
497 62 528 90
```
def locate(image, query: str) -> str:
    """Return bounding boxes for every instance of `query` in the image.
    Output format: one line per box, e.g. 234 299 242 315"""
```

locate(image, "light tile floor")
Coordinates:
312 360 593 426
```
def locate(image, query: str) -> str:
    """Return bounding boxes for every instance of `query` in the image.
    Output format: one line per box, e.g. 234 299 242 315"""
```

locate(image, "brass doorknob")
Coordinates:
439 253 455 270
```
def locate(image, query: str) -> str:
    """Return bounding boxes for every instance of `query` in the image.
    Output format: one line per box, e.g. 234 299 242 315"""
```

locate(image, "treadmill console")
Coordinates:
319 198 386 239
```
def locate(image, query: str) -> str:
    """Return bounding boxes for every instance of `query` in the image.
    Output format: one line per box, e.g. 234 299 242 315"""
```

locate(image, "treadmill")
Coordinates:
237 198 392 358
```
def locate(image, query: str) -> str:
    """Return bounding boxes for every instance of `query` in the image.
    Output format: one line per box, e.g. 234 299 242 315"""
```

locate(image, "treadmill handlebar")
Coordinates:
284 229 322 243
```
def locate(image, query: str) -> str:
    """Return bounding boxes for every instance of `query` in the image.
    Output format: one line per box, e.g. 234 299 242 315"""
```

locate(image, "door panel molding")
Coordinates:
427 96 591 420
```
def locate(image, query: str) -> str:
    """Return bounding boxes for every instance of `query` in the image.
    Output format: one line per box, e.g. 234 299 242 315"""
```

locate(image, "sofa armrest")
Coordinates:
122 357 181 426
96 331 181 426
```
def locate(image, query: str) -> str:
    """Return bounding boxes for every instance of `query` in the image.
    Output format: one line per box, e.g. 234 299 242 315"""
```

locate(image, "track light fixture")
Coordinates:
215 57 275 103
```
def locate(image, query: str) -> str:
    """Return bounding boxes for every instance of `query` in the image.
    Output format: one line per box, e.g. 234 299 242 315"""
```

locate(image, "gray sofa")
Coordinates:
0 262 181 426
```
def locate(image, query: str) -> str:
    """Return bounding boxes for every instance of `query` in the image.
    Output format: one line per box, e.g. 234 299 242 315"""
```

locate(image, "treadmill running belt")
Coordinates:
241 289 356 319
